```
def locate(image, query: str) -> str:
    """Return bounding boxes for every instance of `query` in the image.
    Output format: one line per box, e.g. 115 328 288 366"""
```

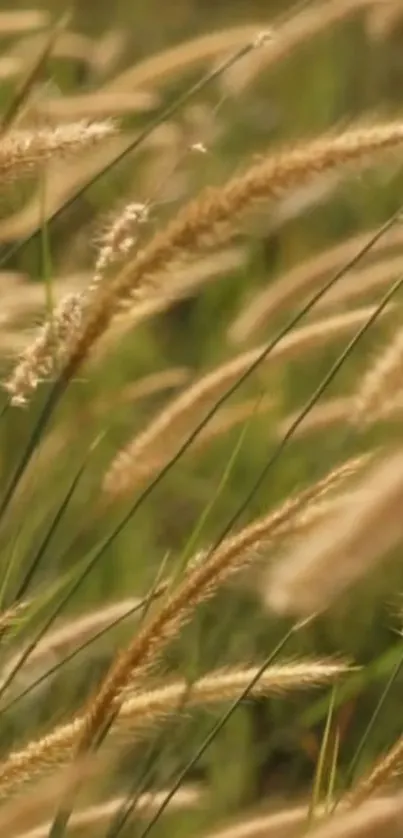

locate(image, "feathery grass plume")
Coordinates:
59 120 403 383
92 248 246 361
0 132 130 243
228 226 403 344
4 293 83 407
353 327 403 424
0 597 143 693
0 119 116 183
308 792 403 838
277 398 355 440
314 255 403 313
91 201 149 294
15 787 202 838
79 455 368 752
103 304 388 496
0 660 350 796
346 733 403 806
189 454 370 575
266 450 403 617
189 396 274 456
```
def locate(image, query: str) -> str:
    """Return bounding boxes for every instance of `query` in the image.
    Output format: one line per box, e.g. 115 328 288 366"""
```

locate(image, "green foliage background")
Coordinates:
1 0 403 830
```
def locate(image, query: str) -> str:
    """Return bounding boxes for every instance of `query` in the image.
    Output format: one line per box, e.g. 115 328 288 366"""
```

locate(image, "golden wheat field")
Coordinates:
3 1 403 836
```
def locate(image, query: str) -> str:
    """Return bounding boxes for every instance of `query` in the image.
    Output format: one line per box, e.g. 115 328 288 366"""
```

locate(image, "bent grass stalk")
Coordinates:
59 122 403 386
75 455 366 756
0 660 350 797
103 304 388 497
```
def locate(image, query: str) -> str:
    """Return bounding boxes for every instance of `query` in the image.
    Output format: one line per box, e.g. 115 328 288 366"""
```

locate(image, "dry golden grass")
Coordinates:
347 732 403 806
2 8 403 838
0 660 350 797
229 228 403 344
48 120 403 390
13 787 202 838
77 455 367 753
266 450 403 616
103 304 389 496
0 120 116 184
353 327 403 424
309 792 403 838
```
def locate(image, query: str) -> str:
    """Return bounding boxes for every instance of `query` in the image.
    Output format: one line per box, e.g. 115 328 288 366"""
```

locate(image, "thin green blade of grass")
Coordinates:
90 549 173 752
12 456 88 604
0 213 399 709
309 687 337 823
0 436 106 698
326 726 341 813
175 391 263 572
206 268 403 558
47 210 403 597
0 585 166 718
343 641 403 790
0 10 70 134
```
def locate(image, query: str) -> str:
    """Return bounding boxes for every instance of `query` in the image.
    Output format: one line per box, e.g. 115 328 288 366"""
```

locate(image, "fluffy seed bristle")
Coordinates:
4 293 83 407
91 201 149 293
0 120 116 183
347 733 403 806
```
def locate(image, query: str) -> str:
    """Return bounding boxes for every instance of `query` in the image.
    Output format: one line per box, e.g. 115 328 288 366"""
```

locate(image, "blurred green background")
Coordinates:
1 0 403 829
